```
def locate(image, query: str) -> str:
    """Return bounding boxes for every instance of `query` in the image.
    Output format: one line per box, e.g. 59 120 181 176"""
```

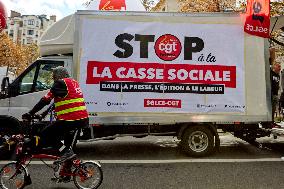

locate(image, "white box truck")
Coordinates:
0 11 282 157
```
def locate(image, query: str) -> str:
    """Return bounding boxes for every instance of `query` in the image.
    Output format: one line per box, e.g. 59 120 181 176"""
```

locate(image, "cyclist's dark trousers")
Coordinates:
40 118 89 150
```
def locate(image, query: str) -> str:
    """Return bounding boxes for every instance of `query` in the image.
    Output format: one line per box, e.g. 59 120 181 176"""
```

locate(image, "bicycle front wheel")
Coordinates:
0 162 27 189
73 161 103 189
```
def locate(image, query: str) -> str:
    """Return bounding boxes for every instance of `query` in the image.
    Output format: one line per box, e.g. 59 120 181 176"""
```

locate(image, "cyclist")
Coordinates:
23 66 89 164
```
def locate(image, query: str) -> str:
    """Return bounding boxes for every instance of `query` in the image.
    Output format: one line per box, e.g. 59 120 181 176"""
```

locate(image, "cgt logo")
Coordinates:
99 0 126 11
113 33 204 61
154 34 182 61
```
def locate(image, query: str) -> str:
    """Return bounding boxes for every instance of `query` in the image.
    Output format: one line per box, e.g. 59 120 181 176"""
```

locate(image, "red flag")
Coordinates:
99 0 126 11
244 0 270 38
0 0 7 32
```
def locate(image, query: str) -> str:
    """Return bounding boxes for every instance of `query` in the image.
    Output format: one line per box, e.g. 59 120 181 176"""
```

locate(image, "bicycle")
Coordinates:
0 115 103 189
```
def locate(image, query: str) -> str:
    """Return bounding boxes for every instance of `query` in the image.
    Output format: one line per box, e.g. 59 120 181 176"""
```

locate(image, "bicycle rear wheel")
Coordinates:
73 161 103 189
0 162 27 189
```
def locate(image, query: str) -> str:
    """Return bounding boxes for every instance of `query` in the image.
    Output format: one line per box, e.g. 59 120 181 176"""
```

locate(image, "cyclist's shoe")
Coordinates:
25 174 32 186
61 176 72 183
51 177 59 182
54 148 76 164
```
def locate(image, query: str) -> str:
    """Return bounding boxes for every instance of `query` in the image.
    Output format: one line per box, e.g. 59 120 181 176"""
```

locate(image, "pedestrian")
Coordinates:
279 91 284 121
271 62 281 121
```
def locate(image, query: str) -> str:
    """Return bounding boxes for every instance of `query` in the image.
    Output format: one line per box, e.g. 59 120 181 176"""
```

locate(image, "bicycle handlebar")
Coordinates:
23 104 55 123
22 114 43 122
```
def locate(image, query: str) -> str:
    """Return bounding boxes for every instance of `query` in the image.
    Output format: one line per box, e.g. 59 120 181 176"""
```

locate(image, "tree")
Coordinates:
141 0 158 11
0 32 39 76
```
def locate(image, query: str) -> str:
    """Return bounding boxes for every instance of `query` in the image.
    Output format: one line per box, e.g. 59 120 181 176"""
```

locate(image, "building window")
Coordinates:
9 30 14 37
27 37 33 44
28 20 34 25
23 39 25 44
27 30 34 35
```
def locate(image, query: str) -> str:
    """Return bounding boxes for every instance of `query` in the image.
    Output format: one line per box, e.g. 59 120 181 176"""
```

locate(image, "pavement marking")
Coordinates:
0 158 283 165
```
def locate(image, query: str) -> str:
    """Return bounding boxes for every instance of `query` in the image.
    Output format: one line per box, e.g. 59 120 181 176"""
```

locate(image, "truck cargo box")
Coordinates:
74 11 271 125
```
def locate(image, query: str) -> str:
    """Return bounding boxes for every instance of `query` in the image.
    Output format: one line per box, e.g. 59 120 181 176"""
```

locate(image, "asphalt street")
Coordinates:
12 162 284 189
1 133 284 189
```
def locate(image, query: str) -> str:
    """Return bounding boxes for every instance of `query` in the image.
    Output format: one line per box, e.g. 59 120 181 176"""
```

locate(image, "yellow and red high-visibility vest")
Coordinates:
54 78 88 121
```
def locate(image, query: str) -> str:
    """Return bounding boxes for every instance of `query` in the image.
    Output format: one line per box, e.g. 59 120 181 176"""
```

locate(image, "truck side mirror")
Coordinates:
1 76 10 96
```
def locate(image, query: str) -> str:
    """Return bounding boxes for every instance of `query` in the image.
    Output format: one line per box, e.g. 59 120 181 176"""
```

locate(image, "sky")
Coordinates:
5 0 87 20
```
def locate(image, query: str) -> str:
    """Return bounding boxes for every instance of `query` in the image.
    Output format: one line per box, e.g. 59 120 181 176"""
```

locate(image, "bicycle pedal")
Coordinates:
50 177 62 183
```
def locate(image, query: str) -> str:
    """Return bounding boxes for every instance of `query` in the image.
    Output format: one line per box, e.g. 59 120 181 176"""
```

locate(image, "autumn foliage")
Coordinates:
0 31 39 76
149 0 284 14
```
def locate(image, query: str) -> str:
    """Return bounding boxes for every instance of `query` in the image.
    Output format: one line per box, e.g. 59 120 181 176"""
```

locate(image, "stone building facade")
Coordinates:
5 11 56 45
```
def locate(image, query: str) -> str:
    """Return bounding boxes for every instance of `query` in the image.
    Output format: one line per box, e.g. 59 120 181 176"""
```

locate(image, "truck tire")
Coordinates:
181 125 214 157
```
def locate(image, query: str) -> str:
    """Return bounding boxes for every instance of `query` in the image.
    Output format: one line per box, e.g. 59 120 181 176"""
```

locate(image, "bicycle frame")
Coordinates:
1 140 102 189
3 151 88 189
16 152 83 178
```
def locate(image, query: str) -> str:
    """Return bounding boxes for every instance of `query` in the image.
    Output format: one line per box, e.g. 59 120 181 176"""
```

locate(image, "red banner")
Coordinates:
244 0 270 38
86 61 236 88
99 0 126 11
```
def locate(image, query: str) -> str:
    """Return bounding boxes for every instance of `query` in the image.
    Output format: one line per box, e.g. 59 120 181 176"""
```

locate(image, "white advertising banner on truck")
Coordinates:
79 15 245 113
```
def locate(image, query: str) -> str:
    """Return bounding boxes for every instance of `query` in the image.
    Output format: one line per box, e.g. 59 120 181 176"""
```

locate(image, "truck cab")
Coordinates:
0 14 78 150
0 56 72 134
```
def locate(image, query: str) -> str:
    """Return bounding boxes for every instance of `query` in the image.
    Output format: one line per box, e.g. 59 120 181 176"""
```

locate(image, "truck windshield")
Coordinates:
19 60 64 94
20 66 36 93
35 63 57 91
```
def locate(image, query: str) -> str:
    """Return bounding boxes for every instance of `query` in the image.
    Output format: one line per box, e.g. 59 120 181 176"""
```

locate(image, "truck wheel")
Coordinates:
181 125 214 157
